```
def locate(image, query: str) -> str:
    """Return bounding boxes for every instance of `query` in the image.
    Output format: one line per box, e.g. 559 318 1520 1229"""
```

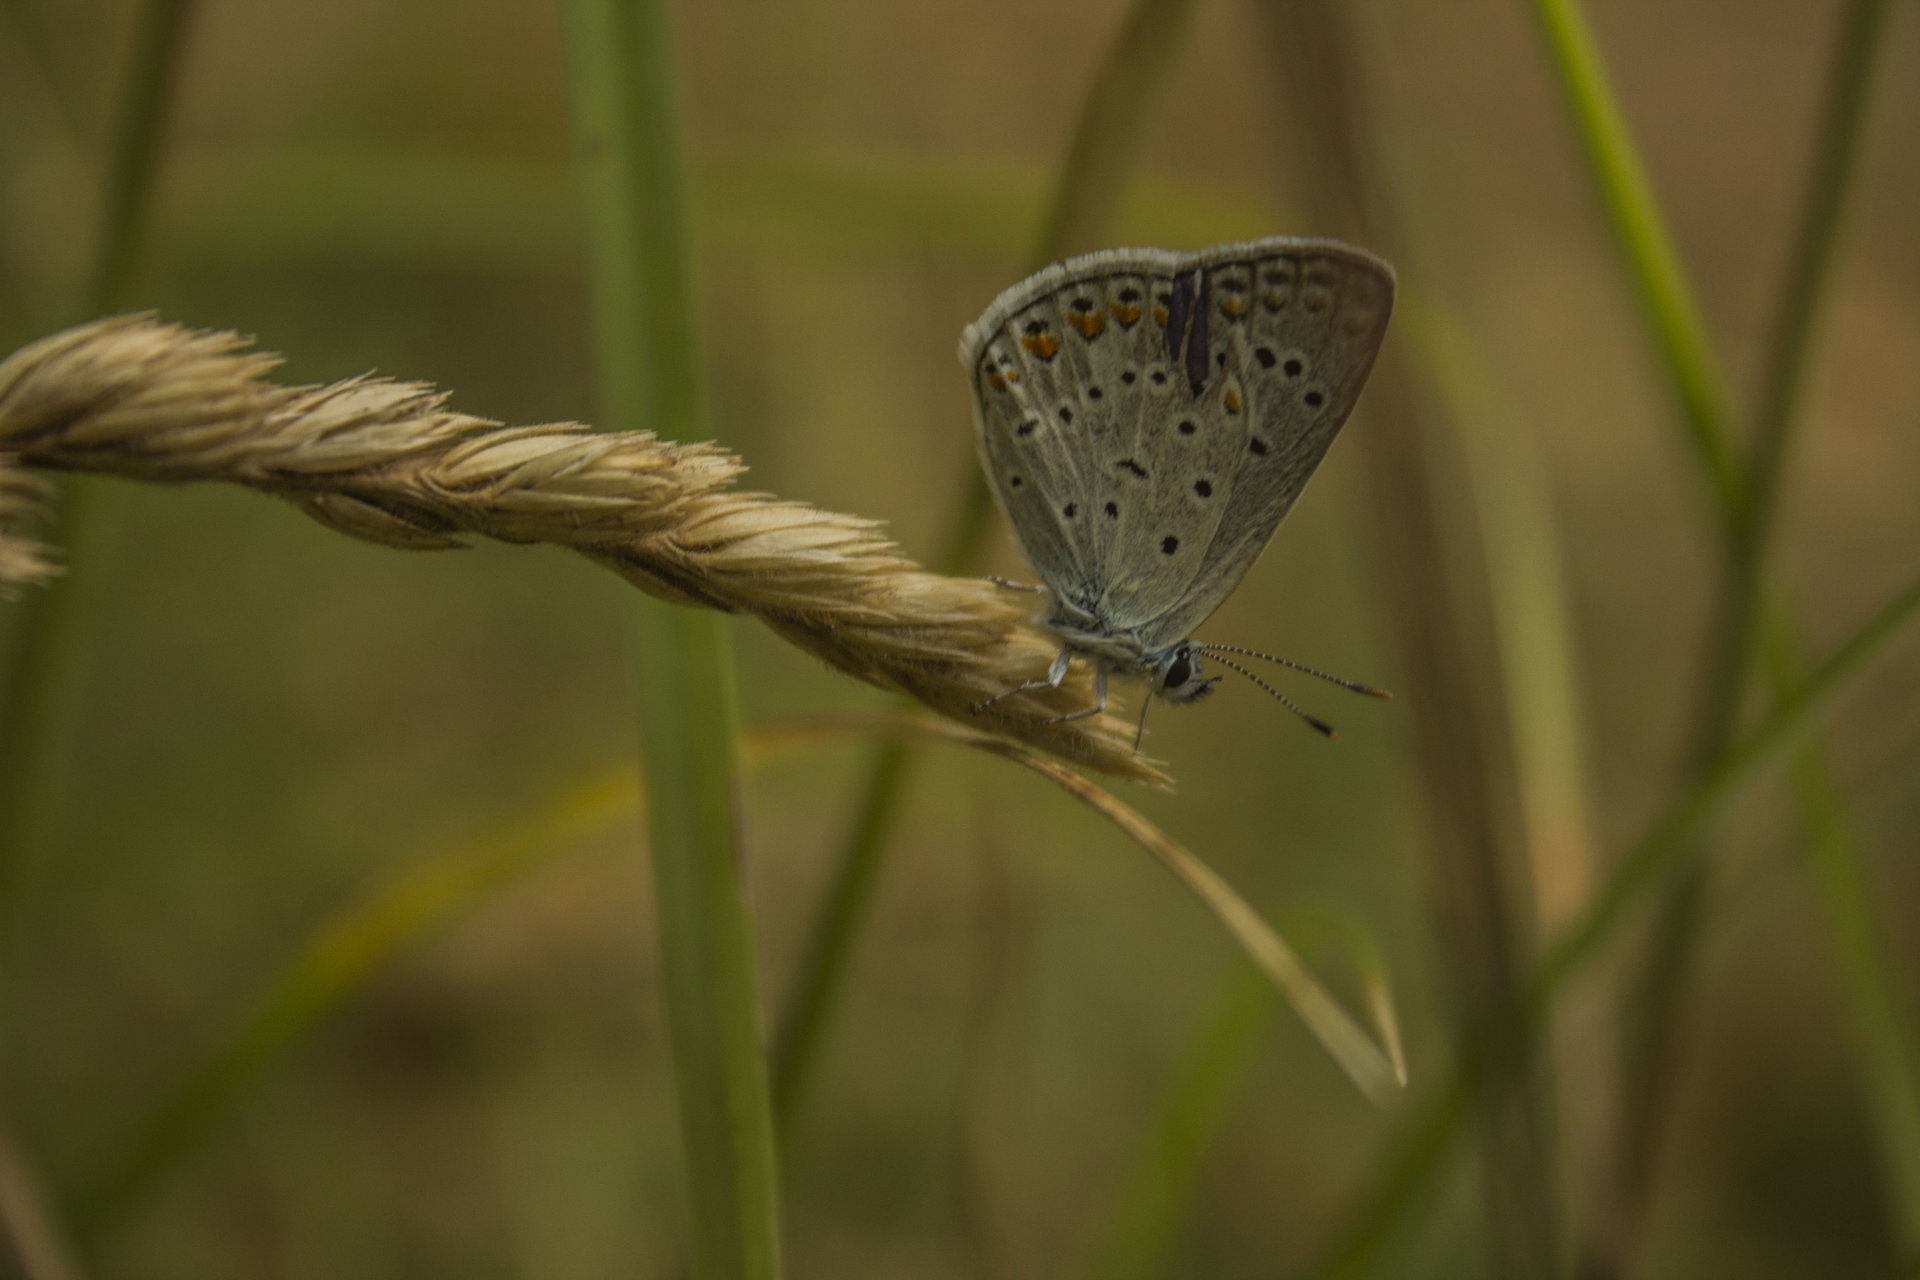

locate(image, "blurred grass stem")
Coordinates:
1253 1 1563 1272
1522 0 1912 1257
1522 0 1742 521
0 0 191 908
0 9 189 1277
561 1 780 1276
1307 562 1920 1276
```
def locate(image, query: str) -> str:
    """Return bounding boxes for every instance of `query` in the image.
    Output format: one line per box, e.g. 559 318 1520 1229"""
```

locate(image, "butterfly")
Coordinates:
960 237 1395 746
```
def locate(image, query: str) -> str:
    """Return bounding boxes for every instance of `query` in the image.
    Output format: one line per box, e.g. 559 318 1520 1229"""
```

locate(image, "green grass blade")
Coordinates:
767 0 1202 1135
85 0 194 318
1743 0 1893 558
1526 0 1911 1253
1739 2 1914 1237
559 1 779 1276
0 0 192 906
1523 0 1743 520
1764 612 1920 1260
1527 574 1920 1006
1304 563 1920 1277
769 741 908 1129
1712 35 1916 1245
0 13 192 1269
627 606 775 1280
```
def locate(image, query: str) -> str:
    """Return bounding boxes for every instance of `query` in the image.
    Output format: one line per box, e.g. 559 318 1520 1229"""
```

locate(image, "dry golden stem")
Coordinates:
0 316 1165 784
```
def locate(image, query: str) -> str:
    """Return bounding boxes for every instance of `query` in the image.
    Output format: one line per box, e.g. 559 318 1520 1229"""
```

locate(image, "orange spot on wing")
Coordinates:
1067 310 1106 340
1224 386 1242 414
1110 301 1142 326
1219 295 1249 318
1152 305 1169 328
1020 332 1059 360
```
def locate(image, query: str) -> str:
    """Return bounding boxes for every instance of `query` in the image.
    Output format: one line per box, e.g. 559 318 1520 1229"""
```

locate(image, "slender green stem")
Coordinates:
1523 0 1743 522
769 741 908 1127
560 2 779 1276
0 0 192 907
86 0 193 319
1695 36 1915 1246
1525 0 1909 1255
1743 0 1892 563
766 0 1202 1134
0 14 192 1271
1305 564 1920 1278
1766 613 1920 1261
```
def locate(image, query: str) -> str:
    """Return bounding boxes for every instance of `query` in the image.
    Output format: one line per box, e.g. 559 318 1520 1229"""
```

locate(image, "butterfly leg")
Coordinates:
971 646 1074 715
984 574 1046 594
1039 665 1107 726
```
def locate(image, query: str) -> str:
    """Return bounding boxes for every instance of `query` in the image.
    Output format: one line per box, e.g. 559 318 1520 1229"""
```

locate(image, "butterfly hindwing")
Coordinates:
962 237 1393 650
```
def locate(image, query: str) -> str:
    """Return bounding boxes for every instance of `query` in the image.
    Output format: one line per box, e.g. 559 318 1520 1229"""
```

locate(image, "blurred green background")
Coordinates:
1 0 1917 1276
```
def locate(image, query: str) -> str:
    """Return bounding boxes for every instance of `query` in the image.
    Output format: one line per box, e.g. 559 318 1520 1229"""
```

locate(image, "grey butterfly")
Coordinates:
960 236 1395 744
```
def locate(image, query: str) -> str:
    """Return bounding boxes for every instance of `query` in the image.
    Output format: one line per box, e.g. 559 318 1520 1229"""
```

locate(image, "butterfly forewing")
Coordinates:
963 237 1393 651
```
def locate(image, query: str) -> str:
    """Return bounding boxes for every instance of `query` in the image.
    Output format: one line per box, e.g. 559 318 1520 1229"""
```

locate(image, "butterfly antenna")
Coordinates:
1206 654 1338 739
1196 644 1391 699
1133 694 1153 750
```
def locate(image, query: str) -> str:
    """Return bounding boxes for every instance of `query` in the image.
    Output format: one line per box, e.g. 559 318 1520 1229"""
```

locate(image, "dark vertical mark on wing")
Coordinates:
1165 267 1210 396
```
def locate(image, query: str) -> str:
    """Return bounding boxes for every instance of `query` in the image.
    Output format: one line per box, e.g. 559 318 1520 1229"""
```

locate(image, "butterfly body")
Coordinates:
960 237 1394 734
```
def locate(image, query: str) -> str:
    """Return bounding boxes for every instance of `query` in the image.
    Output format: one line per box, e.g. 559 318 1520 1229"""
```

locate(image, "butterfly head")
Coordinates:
1154 643 1220 705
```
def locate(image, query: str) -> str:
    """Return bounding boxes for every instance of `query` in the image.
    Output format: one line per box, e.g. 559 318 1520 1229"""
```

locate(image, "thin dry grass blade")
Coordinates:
899 718 1404 1102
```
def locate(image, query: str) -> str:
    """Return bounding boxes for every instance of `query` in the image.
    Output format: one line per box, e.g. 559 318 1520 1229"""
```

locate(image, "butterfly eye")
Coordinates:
1163 655 1193 689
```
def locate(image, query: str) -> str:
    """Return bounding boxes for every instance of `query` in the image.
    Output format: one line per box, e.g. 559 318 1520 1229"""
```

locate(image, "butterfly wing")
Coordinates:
961 238 1392 646
962 249 1189 613
1125 241 1394 650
